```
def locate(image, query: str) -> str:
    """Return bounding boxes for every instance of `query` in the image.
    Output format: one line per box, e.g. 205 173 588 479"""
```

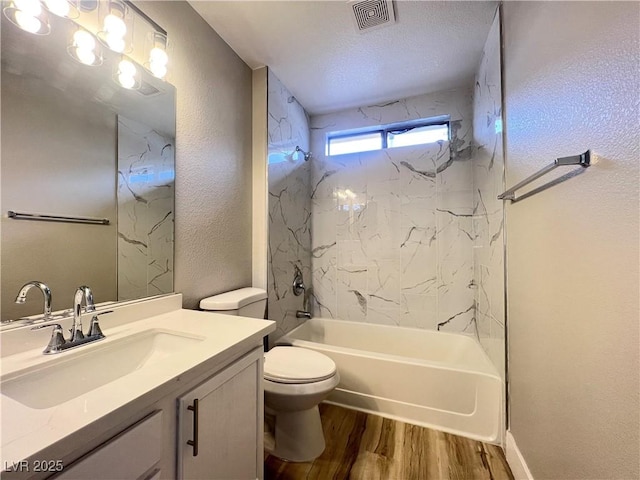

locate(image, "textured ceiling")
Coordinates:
189 1 497 114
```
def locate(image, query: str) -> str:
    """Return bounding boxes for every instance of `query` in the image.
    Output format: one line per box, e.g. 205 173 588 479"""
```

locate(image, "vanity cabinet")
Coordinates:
1 298 274 480
177 346 264 480
43 346 264 480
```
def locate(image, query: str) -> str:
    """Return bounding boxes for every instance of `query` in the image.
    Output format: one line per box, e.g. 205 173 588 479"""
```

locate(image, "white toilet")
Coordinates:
200 287 340 462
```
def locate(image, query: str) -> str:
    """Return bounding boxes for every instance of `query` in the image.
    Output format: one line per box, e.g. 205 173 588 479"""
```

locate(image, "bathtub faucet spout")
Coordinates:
296 310 312 319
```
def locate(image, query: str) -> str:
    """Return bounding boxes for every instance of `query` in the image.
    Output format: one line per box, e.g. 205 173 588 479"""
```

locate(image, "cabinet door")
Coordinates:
177 347 263 480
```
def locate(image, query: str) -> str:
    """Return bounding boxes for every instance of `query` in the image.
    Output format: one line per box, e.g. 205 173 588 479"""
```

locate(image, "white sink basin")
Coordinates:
1 329 204 409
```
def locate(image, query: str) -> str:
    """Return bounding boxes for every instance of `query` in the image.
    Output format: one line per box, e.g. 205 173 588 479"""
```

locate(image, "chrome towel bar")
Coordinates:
7 211 110 225
498 150 591 201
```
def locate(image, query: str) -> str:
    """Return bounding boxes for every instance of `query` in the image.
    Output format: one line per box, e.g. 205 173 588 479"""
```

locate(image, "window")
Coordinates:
327 119 449 156
387 124 449 148
327 132 382 156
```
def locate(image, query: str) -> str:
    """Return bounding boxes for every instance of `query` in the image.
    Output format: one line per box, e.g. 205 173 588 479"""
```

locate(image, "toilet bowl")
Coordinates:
199 287 339 462
263 346 340 462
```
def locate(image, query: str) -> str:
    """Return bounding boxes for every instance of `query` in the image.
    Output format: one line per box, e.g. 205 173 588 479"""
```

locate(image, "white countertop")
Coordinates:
0 300 275 468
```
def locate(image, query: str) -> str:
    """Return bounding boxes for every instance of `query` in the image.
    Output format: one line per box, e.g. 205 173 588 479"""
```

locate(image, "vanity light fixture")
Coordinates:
3 0 51 35
115 57 140 90
146 31 168 79
4 0 170 84
97 0 129 53
43 0 79 19
67 27 102 66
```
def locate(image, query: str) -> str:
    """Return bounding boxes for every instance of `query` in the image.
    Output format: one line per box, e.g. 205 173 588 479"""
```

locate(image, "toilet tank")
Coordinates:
199 287 267 319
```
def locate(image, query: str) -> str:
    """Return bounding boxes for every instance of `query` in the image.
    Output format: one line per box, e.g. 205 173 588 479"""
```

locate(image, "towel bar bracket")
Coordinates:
556 150 591 167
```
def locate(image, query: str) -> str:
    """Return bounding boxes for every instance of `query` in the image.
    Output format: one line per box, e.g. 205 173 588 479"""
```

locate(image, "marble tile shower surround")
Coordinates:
117 116 175 301
472 14 505 379
309 87 478 334
267 70 312 344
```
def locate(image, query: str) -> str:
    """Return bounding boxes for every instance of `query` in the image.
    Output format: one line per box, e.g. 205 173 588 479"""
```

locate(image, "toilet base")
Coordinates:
267 405 325 462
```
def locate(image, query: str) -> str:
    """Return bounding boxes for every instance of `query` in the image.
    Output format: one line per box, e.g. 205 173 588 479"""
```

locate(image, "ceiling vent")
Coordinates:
349 0 396 33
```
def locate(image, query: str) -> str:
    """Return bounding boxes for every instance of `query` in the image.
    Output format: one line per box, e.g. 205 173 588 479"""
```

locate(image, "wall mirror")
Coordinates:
1 3 176 325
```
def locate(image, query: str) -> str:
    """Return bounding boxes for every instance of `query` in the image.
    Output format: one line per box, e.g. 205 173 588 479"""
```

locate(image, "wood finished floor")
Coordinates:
265 404 514 480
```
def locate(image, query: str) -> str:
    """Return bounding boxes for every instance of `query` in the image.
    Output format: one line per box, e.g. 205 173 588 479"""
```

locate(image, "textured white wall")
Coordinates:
252 68 268 291
503 2 639 479
136 2 253 309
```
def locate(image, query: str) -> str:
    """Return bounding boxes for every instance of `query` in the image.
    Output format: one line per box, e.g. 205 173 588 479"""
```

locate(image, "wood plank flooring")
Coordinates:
265 403 514 480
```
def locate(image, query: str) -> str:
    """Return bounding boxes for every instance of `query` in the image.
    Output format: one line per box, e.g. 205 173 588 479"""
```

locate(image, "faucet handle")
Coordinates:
31 323 66 354
31 323 63 331
88 310 112 338
292 266 305 296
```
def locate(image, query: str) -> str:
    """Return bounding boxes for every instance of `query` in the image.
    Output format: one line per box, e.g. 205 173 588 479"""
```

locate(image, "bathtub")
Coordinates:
278 318 503 443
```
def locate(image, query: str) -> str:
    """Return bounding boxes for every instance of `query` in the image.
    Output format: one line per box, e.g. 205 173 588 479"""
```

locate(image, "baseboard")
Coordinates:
506 431 534 480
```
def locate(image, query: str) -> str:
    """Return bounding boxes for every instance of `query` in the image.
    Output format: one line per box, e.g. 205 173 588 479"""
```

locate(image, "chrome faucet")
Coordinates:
31 286 109 355
15 281 53 319
71 285 95 342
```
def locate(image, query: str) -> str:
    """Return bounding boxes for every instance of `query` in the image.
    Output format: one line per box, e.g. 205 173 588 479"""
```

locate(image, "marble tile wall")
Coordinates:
309 87 478 335
472 13 506 379
117 116 175 300
267 69 312 344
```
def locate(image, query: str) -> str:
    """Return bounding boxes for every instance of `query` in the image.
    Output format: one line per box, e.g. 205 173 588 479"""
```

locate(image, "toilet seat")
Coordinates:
264 372 340 397
264 347 336 384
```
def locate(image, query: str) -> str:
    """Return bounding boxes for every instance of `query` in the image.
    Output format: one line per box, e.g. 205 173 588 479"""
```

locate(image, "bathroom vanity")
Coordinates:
0 294 275 480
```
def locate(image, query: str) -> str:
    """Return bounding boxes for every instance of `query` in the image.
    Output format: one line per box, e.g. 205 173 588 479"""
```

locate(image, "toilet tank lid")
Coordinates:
200 287 267 311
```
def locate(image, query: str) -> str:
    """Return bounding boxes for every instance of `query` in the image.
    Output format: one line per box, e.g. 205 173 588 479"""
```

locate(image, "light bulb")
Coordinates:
118 59 136 77
73 29 95 50
14 10 41 33
14 0 41 16
149 63 167 79
149 47 168 65
105 33 125 52
68 29 100 66
44 0 69 17
103 13 126 36
75 48 96 66
116 60 137 89
118 73 135 89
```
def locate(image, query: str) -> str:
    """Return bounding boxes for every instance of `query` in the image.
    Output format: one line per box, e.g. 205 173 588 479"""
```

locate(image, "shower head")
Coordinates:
293 146 311 161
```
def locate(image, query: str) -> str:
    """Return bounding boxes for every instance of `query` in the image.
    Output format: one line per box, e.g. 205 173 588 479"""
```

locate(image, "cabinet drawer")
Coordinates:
54 411 162 480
